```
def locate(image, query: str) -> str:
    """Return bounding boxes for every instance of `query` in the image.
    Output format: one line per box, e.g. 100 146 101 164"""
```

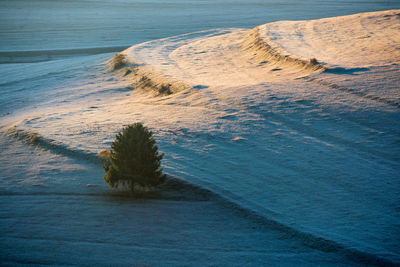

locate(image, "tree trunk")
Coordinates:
130 182 135 192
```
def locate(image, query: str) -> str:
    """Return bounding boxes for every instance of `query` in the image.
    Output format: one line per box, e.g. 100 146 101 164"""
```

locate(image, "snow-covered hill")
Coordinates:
1 8 399 266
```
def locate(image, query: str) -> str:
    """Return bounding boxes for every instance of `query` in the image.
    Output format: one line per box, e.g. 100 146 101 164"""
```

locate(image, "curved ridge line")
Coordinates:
119 28 241 96
123 28 238 53
172 174 397 266
4 126 397 265
111 58 193 96
243 27 326 72
5 126 102 165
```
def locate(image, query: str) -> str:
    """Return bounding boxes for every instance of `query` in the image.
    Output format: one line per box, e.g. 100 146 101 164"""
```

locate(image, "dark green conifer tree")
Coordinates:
104 123 166 191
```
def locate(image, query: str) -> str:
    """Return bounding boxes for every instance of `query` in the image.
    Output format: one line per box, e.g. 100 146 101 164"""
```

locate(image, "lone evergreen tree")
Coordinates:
103 123 166 191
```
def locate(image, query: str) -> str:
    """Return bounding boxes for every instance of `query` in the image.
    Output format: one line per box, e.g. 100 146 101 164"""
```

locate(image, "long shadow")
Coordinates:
324 67 370 75
3 126 398 265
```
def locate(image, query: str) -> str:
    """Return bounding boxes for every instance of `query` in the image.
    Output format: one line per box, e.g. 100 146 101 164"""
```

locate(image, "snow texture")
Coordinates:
1 1 400 266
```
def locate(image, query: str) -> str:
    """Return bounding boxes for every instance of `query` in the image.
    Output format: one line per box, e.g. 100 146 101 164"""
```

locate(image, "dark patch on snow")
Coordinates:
192 85 209 90
325 67 370 75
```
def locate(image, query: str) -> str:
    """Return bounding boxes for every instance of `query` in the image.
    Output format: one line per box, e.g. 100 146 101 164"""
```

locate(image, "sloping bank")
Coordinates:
10 10 400 265
115 9 400 264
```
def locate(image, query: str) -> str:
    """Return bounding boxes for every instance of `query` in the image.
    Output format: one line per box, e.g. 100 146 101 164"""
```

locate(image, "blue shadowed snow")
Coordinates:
1 0 400 266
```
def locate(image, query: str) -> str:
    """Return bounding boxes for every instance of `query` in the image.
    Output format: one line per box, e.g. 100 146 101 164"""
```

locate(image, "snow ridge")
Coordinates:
242 27 326 72
3 125 397 266
5 126 102 165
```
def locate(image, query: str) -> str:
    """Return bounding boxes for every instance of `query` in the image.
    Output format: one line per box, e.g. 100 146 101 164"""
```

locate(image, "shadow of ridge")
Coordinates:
158 177 397 266
325 67 370 75
192 85 209 90
0 176 215 202
4 127 398 265
104 176 216 202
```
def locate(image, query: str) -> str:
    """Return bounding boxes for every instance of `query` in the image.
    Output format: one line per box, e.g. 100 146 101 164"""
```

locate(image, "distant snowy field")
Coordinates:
1 1 400 266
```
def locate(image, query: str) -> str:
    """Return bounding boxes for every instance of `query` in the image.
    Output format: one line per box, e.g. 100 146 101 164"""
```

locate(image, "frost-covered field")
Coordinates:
1 1 400 266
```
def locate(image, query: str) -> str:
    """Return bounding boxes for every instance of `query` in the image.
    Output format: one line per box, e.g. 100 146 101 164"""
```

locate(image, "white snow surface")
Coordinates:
112 10 400 262
1 4 400 266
